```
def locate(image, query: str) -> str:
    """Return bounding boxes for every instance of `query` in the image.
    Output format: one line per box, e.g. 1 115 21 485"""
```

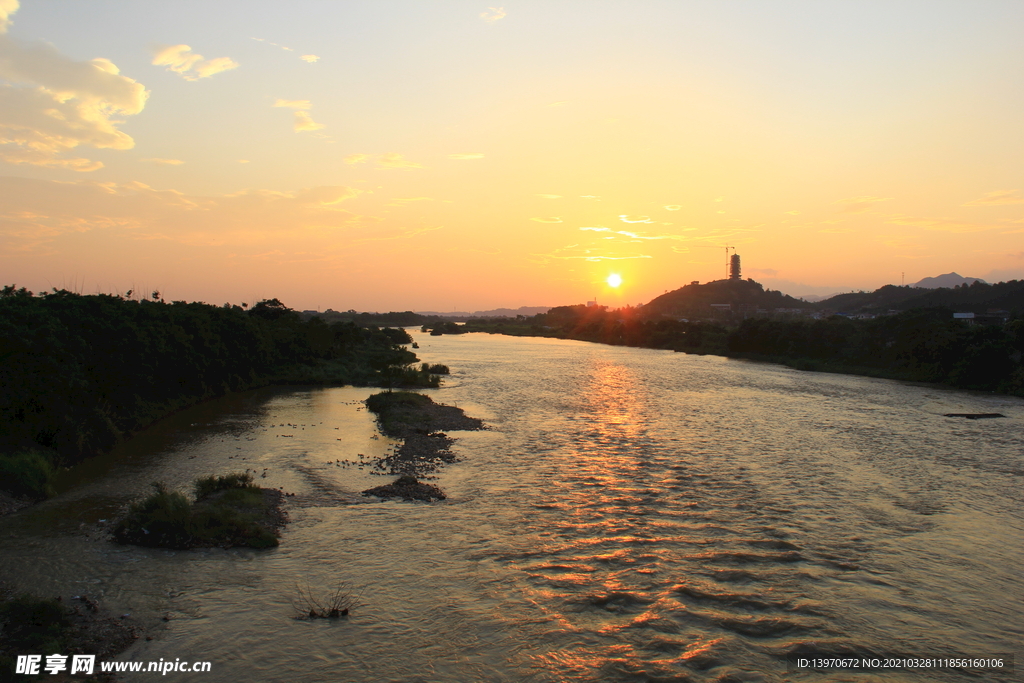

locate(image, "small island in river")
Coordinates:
113 473 286 549
361 391 485 501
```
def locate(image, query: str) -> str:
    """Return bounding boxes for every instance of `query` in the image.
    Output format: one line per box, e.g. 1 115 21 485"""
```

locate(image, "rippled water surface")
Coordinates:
4 331 1022 681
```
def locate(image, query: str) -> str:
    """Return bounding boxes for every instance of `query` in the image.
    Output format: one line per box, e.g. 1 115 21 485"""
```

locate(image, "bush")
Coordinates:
421 363 450 375
365 390 432 414
0 449 57 498
0 594 71 653
113 482 193 548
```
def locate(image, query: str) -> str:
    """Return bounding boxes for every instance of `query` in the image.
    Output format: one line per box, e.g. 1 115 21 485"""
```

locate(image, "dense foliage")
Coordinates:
728 309 1024 392
0 287 430 497
470 304 1024 396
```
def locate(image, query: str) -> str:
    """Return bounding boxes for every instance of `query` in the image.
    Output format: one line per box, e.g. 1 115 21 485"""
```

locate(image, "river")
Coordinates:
3 330 1021 681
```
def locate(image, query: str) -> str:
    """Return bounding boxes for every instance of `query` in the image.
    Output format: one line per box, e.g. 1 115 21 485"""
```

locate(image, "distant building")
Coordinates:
587 300 597 307
729 254 741 280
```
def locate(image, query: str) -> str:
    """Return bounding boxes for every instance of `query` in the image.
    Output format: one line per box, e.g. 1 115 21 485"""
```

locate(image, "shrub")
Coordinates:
421 363 450 375
365 391 432 414
0 449 57 498
113 482 193 548
0 594 71 653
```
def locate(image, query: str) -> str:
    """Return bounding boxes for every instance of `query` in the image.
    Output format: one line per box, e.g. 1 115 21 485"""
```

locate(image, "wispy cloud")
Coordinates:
272 99 324 132
834 195 892 213
251 37 293 51
533 243 653 263
0 6 148 171
388 197 434 207
142 158 184 165
619 215 654 224
480 7 506 23
581 227 693 241
531 217 562 223
448 153 484 160
664 205 681 211
152 45 238 81
377 153 423 169
293 111 325 132
300 54 319 63
344 153 371 165
962 190 1024 206
886 215 996 233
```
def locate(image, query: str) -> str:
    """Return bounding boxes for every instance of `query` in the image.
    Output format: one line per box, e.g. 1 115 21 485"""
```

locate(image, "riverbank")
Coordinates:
460 311 1024 398
0 584 141 682
0 289 443 505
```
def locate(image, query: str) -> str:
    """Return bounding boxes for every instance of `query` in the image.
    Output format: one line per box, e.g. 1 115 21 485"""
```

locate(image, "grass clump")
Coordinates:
194 472 259 498
292 582 359 619
114 474 281 549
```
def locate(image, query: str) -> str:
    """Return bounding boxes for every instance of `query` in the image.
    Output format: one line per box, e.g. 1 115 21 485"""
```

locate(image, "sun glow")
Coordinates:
606 274 623 288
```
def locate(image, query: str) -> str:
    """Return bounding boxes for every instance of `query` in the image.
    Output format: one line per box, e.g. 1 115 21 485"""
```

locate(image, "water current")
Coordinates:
3 331 1022 681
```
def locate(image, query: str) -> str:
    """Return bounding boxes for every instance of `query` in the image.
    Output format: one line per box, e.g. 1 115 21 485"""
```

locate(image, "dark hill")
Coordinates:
815 280 1024 314
642 279 812 318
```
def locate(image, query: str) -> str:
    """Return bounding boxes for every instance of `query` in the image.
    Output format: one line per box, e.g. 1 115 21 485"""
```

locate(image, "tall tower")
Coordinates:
729 253 741 280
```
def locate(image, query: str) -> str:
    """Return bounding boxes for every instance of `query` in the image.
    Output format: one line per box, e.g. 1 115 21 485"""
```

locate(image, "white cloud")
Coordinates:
344 153 371 165
833 195 892 213
0 0 17 33
664 205 681 211
619 215 654 224
480 7 506 23
152 45 238 81
0 8 148 171
531 217 562 223
300 54 319 63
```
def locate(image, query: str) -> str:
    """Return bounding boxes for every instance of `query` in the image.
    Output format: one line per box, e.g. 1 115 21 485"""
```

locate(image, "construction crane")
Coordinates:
695 245 736 280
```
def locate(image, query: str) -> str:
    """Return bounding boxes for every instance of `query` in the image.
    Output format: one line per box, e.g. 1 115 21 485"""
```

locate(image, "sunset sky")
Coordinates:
1 0 1022 311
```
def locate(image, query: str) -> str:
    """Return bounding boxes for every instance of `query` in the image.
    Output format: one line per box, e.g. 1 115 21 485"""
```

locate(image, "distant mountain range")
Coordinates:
911 272 987 289
416 306 550 318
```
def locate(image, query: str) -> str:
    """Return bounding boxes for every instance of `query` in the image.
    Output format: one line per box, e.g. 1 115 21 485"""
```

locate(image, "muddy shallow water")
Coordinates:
4 331 1022 681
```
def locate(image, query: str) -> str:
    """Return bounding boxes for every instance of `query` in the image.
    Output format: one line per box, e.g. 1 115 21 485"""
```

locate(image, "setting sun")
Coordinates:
607 274 623 288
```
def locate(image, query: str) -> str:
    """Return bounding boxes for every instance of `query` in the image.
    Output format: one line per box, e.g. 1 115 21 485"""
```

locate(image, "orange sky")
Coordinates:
1 1 1022 311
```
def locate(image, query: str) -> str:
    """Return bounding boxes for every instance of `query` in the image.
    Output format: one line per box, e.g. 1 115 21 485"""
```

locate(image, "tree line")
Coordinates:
0 287 432 498
461 304 1024 396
